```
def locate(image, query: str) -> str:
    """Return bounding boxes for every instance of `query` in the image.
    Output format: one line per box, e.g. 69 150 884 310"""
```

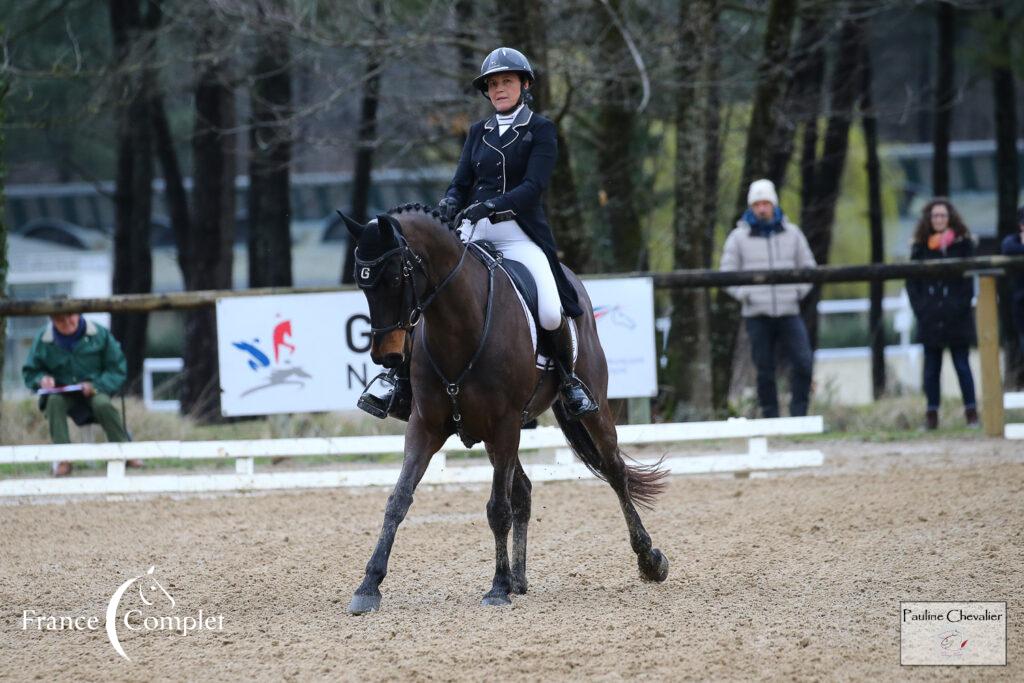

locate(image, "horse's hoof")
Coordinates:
638 548 669 583
511 578 528 595
481 591 512 606
348 592 382 615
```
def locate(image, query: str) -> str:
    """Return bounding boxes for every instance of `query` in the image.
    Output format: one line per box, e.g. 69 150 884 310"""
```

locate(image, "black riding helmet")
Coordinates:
472 47 535 97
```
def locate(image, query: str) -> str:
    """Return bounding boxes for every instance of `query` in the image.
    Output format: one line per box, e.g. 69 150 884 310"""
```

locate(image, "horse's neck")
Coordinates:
411 229 487 350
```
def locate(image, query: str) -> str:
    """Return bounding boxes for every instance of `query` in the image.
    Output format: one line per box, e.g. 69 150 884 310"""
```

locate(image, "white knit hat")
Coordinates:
747 178 779 207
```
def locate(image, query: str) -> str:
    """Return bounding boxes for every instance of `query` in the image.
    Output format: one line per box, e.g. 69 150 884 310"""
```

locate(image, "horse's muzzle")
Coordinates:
370 330 407 367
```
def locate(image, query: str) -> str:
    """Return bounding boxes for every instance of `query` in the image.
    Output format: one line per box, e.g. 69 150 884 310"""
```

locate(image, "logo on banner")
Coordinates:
231 316 312 397
593 305 636 330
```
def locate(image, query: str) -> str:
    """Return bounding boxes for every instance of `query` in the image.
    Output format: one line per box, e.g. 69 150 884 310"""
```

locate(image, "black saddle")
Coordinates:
469 242 540 327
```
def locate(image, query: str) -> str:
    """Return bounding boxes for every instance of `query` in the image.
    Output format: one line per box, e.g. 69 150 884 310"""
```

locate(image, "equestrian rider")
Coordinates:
358 47 599 421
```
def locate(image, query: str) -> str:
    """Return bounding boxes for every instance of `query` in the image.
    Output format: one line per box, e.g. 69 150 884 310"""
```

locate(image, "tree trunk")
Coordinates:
499 0 590 272
109 0 156 395
932 1 955 197
701 4 722 270
716 0 798 409
182 17 236 420
666 0 716 419
800 11 865 347
0 74 7 408
991 4 1022 388
595 0 644 272
343 1 382 284
862 27 886 399
248 16 293 289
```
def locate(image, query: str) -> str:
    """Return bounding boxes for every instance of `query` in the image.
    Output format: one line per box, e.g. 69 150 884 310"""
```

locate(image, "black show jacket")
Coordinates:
444 105 583 318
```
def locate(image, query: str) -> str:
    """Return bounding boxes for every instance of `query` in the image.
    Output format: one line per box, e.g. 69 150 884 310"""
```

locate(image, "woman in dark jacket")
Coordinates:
906 198 978 429
357 47 597 421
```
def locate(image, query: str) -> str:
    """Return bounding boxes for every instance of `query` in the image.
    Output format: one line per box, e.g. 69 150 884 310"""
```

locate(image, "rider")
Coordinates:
357 47 598 421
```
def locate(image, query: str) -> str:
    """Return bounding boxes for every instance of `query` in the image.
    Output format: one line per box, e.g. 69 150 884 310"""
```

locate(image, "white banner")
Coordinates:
216 277 657 416
585 277 658 399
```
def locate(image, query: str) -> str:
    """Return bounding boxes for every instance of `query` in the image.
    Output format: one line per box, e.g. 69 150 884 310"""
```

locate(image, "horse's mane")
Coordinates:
386 202 462 249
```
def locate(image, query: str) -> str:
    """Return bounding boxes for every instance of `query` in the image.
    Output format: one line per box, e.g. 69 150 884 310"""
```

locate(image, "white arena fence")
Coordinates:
1006 392 1024 440
0 417 824 498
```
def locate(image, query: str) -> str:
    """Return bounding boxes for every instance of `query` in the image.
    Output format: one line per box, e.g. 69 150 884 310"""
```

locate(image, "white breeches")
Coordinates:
459 217 563 331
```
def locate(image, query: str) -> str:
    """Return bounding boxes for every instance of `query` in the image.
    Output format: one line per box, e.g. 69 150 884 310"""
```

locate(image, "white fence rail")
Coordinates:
0 417 825 498
1005 392 1024 440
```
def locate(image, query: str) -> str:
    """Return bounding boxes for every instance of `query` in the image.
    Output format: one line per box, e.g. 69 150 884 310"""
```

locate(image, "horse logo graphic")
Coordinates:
231 315 312 396
105 566 174 662
593 305 636 330
938 630 968 657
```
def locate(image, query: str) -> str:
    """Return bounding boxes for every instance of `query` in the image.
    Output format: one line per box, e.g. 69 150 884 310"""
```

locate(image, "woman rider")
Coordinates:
358 47 598 421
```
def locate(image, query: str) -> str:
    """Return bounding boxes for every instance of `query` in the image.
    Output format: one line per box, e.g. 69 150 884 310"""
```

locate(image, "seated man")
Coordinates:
22 311 140 476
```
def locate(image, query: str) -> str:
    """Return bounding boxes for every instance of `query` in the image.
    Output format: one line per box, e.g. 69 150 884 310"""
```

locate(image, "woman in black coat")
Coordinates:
906 198 978 429
357 47 597 421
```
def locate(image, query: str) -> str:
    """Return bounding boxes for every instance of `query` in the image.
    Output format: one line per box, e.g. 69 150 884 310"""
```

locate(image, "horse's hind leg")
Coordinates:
348 418 445 615
482 426 522 606
581 402 669 583
510 461 532 594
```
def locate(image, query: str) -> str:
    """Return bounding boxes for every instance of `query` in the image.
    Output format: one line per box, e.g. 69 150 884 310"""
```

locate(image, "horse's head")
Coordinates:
138 565 175 609
341 212 416 367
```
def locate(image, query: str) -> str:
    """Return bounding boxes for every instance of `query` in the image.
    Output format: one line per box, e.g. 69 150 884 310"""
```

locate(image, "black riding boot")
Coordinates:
545 317 599 418
357 365 412 421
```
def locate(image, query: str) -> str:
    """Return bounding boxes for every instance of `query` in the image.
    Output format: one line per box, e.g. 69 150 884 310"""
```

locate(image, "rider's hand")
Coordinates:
437 197 459 222
462 201 495 224
81 381 95 397
40 376 56 390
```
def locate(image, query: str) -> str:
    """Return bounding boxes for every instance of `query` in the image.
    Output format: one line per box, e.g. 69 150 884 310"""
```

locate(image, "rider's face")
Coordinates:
487 73 524 113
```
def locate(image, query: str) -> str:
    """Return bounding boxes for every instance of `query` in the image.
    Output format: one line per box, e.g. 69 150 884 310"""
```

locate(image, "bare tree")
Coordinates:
861 20 886 399
180 11 238 420
991 3 1022 387
932 1 955 197
109 0 157 395
248 3 293 289
666 0 717 418
0 70 7 406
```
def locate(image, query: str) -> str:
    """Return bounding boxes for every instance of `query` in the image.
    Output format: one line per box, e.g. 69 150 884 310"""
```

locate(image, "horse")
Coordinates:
340 203 669 614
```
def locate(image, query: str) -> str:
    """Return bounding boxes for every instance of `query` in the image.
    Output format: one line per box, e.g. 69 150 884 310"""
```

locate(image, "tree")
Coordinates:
0 62 7 408
932 1 955 197
799 10 866 347
109 0 157 395
666 0 717 418
990 3 1022 387
594 0 645 272
180 11 238 420
343 1 383 284
861 21 886 399
248 3 293 289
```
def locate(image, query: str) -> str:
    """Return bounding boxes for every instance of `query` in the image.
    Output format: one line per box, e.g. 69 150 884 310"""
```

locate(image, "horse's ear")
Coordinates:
375 214 400 246
337 211 365 240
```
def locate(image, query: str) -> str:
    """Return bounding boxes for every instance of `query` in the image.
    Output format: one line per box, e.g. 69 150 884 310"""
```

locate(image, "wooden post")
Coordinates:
627 397 651 425
975 275 1004 437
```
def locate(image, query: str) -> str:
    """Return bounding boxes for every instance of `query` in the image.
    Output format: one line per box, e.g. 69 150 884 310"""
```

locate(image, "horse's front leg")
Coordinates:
482 425 522 606
348 417 444 615
510 461 532 594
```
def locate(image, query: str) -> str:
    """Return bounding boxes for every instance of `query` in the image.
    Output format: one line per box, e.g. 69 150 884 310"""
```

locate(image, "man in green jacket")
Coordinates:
22 311 134 476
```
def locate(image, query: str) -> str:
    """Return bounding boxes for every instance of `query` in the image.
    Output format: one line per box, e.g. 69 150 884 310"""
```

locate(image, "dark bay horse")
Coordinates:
340 203 668 614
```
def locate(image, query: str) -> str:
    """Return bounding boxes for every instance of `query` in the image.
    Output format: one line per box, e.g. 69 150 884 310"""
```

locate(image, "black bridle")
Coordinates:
354 219 499 444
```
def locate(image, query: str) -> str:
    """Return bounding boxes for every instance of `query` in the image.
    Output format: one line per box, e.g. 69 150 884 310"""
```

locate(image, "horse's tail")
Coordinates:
551 401 667 510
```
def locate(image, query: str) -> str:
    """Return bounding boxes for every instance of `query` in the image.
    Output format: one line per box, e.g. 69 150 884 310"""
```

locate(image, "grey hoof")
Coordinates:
639 548 669 583
348 592 382 615
481 592 512 606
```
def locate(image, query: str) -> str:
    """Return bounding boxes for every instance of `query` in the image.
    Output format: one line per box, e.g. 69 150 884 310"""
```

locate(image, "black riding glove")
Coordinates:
462 200 496 224
437 197 459 222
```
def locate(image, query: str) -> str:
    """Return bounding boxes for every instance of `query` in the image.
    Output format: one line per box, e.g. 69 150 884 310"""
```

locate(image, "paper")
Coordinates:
36 384 85 396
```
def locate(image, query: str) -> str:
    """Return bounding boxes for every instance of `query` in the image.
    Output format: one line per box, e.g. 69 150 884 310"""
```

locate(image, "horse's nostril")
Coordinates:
382 353 403 369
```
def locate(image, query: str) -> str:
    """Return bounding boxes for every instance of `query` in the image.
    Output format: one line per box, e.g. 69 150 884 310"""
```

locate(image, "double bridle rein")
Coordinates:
354 219 500 445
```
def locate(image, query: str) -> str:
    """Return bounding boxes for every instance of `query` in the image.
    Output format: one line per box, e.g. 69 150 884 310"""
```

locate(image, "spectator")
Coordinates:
906 198 978 430
22 311 140 476
721 179 817 418
1001 205 1024 360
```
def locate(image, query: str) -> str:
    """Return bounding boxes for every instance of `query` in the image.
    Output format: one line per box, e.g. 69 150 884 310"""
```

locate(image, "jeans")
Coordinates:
922 345 976 411
44 392 129 444
745 315 814 418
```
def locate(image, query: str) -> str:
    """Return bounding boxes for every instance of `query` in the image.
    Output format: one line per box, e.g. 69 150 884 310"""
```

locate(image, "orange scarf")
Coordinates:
928 229 955 251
